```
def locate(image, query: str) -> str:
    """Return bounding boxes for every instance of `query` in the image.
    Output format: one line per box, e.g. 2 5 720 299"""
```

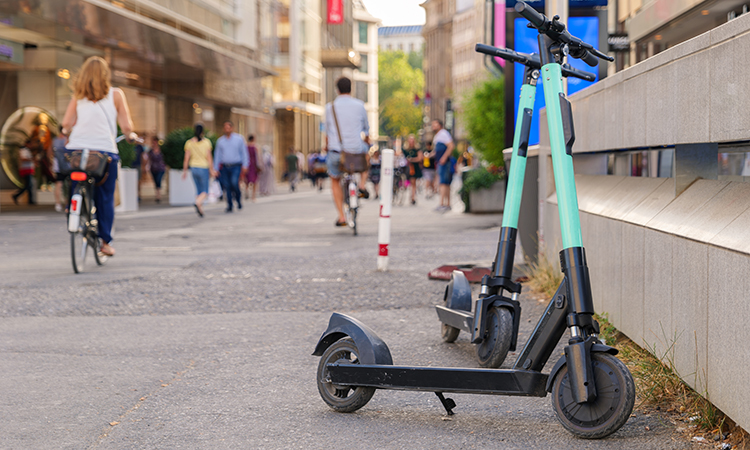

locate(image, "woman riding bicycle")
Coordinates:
61 56 136 257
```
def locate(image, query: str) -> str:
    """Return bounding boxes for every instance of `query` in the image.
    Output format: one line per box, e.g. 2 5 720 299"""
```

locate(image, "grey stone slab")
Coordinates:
586 91 606 152
642 229 673 356
707 246 750 431
675 181 750 243
645 62 676 147
597 177 670 221
710 204 750 255
573 175 627 216
621 76 648 149
585 215 622 321
665 31 711 63
543 202 563 254
708 37 745 143
572 95 590 153
603 81 624 152
645 180 729 235
619 223 645 338
710 6 750 44
623 179 676 226
672 52 711 145
670 238 708 393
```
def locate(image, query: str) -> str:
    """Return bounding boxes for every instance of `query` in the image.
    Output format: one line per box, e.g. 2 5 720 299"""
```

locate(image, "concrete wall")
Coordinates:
537 10 750 430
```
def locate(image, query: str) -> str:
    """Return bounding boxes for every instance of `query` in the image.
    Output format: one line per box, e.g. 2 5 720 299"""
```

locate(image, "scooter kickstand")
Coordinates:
435 392 456 415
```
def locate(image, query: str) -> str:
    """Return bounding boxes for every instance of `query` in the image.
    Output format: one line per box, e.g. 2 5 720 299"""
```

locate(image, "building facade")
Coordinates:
0 0 276 196
421 0 454 140
451 0 485 142
378 25 424 53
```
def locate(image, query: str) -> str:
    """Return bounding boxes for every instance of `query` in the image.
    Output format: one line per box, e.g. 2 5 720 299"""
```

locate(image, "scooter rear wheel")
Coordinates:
551 352 635 439
316 338 376 413
475 306 513 368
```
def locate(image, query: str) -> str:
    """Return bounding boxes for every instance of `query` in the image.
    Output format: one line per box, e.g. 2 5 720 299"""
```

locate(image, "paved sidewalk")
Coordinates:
0 183 696 449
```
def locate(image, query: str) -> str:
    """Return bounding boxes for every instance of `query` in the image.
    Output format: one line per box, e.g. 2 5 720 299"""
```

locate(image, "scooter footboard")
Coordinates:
312 312 394 365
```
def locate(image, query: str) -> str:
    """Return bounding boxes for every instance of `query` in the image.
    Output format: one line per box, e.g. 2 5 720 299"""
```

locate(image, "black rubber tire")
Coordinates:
475 306 513 368
93 236 107 266
316 338 375 413
351 208 357 236
70 192 89 274
551 352 636 439
440 287 461 343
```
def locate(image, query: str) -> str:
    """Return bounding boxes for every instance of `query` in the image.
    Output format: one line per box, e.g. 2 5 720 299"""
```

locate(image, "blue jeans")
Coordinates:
438 162 453 185
220 164 242 210
191 167 209 195
95 155 119 243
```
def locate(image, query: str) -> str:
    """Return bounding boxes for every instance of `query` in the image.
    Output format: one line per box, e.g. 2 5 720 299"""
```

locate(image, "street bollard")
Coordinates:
378 149 394 271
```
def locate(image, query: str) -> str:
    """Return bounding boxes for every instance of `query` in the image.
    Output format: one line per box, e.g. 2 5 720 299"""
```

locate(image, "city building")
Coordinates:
378 25 424 53
0 0 276 198
451 0 486 142
421 0 455 140
321 0 379 148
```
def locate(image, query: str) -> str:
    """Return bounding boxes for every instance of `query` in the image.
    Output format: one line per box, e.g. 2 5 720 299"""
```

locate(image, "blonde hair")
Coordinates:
73 56 111 102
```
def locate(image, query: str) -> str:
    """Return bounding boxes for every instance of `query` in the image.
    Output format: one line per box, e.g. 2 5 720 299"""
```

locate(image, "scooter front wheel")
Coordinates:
475 306 513 368
551 352 635 439
316 338 376 413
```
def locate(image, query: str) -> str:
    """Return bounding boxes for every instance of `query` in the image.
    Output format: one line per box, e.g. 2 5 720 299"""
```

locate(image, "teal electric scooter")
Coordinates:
313 3 635 439
436 44 596 368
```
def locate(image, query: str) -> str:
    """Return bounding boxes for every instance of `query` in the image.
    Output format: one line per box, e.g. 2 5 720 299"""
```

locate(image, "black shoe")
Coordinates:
237 202 242 210
225 208 233 213
11 195 18 205
411 199 416 205
335 219 347 227
358 188 369 199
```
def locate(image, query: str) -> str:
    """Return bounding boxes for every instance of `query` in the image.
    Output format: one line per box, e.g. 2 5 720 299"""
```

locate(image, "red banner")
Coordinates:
327 0 343 24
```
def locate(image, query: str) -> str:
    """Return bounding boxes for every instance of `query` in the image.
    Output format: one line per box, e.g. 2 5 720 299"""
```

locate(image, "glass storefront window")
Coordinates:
358 21 368 44
359 53 368 73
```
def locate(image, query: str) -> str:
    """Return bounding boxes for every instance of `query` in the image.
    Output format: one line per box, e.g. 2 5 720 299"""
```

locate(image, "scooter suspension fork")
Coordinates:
560 247 601 404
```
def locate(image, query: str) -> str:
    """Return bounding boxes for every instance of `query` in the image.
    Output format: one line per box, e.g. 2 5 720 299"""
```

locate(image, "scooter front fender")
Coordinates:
312 312 394 365
545 343 618 393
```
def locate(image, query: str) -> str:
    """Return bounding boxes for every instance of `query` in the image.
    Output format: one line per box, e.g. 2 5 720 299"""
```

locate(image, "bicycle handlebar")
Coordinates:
514 1 614 66
475 43 595 81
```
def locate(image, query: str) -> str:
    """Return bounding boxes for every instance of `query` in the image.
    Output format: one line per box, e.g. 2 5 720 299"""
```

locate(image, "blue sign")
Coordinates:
513 16 599 146
505 0 608 7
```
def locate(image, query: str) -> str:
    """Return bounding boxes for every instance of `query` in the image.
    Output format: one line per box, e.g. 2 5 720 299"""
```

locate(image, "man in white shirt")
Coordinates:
325 77 371 227
432 119 454 211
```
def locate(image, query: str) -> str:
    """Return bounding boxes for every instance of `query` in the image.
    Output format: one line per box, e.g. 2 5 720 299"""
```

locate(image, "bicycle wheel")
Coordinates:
70 189 90 274
90 203 108 266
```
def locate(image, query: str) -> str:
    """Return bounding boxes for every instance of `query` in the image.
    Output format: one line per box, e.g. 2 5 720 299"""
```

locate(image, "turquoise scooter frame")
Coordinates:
437 44 596 369
313 3 635 439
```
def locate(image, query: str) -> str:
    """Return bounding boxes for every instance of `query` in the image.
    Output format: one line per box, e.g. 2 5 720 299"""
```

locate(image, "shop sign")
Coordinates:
608 34 630 52
327 0 343 24
0 38 23 65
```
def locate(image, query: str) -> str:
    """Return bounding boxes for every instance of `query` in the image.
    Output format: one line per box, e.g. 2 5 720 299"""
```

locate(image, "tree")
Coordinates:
378 50 424 138
461 76 505 167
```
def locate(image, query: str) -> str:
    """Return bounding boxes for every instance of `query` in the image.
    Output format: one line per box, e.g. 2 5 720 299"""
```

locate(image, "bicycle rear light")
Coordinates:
70 171 88 181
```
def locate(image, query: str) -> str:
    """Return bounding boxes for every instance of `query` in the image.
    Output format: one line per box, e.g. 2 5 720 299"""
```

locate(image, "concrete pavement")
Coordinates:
0 180 697 449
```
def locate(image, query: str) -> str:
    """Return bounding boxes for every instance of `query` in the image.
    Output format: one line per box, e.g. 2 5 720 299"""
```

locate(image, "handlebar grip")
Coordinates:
580 50 599 67
514 1 546 29
561 65 596 82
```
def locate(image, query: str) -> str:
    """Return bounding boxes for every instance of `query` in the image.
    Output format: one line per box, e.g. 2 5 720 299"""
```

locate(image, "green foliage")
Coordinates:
116 125 135 167
462 76 506 167
378 50 424 138
161 127 218 170
458 165 506 212
407 49 423 71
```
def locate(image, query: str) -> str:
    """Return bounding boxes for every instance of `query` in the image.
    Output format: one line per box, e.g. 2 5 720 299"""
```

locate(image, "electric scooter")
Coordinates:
313 3 635 439
436 44 596 368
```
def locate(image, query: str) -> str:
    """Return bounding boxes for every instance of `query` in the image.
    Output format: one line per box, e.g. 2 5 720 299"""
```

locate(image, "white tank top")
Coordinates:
66 88 118 153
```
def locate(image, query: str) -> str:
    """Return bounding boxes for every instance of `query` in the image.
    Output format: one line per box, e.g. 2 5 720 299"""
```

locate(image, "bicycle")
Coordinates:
64 149 110 273
341 172 360 236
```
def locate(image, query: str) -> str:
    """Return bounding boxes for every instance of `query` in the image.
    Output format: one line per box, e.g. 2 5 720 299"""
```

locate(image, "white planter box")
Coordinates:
116 167 139 212
169 168 196 206
469 180 506 213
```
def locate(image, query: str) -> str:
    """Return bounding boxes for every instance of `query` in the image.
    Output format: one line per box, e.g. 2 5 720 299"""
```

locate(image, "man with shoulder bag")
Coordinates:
325 77 371 227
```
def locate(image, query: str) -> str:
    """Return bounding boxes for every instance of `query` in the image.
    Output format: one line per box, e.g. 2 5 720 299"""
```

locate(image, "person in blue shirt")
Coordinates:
213 121 248 212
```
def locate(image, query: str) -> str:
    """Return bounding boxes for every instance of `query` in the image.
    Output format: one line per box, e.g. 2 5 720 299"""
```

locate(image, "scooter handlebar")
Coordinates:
561 64 596 82
514 1 546 29
475 43 535 67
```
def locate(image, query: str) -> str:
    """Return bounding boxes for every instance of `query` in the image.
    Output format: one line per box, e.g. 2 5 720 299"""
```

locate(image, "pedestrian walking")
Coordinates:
148 136 166 204
213 121 248 212
368 149 381 200
258 146 275 196
422 141 436 199
52 133 67 212
325 76 371 227
132 136 146 202
12 141 36 205
431 119 454 212
243 134 262 202
403 134 423 205
285 147 299 192
182 123 214 217
61 55 137 257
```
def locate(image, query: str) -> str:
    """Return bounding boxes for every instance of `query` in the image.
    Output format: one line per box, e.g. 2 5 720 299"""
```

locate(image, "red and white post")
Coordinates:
378 149 394 271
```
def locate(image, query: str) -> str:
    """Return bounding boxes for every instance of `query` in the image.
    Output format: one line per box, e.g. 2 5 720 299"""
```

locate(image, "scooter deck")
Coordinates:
435 305 473 333
327 364 548 397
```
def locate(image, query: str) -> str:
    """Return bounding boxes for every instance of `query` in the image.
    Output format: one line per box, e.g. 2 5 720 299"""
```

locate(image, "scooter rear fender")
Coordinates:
312 312 394 365
545 343 618 392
